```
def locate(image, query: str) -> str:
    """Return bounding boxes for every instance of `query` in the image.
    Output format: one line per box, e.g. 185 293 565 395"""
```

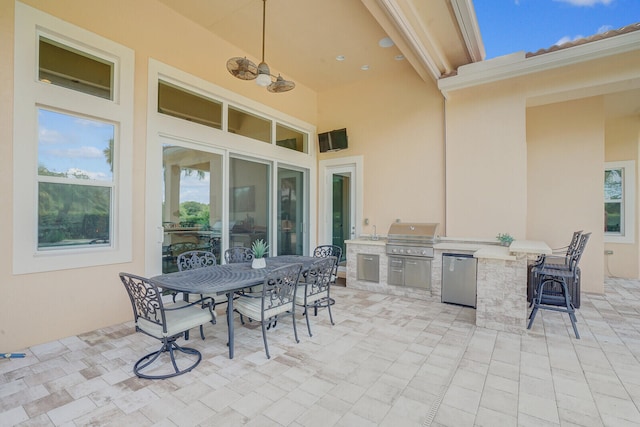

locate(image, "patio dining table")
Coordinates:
150 255 318 359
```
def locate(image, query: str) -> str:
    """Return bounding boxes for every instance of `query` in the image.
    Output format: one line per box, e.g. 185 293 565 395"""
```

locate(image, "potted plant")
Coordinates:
251 239 268 269
496 233 514 247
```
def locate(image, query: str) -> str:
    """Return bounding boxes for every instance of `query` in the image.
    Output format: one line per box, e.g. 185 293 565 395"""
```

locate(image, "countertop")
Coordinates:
345 238 386 246
347 237 547 261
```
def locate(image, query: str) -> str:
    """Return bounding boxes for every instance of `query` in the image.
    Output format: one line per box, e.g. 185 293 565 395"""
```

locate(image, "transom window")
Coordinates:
156 81 309 152
158 80 222 129
39 36 114 100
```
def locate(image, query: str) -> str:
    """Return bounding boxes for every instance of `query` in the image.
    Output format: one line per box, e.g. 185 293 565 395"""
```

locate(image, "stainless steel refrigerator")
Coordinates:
441 253 477 308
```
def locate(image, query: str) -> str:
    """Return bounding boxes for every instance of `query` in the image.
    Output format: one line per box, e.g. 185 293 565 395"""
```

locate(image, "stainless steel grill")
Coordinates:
386 222 439 289
386 222 439 258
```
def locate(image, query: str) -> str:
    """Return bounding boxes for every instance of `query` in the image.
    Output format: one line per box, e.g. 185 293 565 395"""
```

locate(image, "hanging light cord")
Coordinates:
261 0 266 64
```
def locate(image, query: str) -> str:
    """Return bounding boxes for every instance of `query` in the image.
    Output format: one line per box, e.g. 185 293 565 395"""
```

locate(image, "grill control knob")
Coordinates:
406 249 412 254
421 250 427 255
392 248 397 253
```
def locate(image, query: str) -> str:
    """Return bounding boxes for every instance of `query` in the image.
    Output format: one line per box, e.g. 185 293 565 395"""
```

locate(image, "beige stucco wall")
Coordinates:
0 0 16 347
317 68 446 235
444 80 528 239
527 97 605 293
604 116 640 278
0 0 319 351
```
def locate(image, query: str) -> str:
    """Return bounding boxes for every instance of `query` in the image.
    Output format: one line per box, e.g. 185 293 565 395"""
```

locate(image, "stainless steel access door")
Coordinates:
388 256 431 289
404 258 431 289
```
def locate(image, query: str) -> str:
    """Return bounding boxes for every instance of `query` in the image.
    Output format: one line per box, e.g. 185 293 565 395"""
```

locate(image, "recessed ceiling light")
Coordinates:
336 55 345 61
361 65 370 71
379 37 394 48
394 55 405 61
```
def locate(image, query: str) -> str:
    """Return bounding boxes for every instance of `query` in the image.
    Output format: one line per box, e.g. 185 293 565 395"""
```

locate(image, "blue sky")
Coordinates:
474 0 640 59
38 109 113 181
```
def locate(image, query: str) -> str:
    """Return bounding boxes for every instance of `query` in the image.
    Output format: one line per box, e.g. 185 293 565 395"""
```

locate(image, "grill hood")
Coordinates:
387 222 439 244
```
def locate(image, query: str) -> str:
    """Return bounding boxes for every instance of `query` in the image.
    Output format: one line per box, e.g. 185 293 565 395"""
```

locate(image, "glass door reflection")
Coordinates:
278 168 305 255
229 158 270 253
162 145 223 272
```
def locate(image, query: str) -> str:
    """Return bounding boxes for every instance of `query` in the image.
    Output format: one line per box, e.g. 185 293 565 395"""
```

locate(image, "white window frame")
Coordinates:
605 160 635 244
13 3 134 273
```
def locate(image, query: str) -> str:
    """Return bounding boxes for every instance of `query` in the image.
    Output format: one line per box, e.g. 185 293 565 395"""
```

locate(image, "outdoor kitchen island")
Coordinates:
346 237 550 333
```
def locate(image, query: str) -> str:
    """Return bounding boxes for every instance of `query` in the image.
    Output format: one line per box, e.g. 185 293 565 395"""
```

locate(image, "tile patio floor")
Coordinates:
2 277 640 426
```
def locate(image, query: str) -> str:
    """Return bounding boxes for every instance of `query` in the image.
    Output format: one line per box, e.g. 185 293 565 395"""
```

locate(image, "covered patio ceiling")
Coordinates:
159 0 640 119
157 0 483 92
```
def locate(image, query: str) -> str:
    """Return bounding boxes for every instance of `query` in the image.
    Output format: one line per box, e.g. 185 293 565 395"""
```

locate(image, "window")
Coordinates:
39 36 114 100
38 109 115 248
276 123 308 153
158 81 222 129
604 160 635 244
228 106 271 143
14 3 134 273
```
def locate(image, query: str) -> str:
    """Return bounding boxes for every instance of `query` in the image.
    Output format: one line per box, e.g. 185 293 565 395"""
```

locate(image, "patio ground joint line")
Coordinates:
422 323 476 427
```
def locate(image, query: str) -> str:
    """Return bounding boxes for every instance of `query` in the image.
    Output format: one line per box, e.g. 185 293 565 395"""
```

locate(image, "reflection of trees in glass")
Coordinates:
604 168 623 233
38 179 111 245
103 138 114 173
183 168 205 180
604 169 622 200
179 201 209 227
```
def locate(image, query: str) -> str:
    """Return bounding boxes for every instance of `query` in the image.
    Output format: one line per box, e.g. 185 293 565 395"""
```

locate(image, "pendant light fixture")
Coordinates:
226 0 295 93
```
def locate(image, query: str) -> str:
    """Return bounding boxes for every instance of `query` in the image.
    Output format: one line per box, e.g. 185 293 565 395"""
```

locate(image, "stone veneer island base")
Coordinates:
346 238 550 334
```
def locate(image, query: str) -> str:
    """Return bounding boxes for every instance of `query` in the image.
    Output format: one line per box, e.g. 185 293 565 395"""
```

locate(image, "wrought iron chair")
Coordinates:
177 250 216 271
528 231 582 306
119 272 216 379
527 232 590 339
295 257 336 337
225 246 262 294
311 245 342 314
233 263 302 359
176 250 223 340
224 246 254 264
164 241 199 273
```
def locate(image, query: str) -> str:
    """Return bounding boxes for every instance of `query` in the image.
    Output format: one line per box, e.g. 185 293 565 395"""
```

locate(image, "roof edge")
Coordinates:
450 0 485 62
438 26 640 97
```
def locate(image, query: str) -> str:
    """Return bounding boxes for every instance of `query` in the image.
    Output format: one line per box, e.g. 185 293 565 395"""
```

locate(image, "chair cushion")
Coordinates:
234 295 293 321
137 301 215 339
294 284 328 305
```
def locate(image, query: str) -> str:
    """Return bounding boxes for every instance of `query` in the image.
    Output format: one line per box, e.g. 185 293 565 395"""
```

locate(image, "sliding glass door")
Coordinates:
277 168 304 255
161 145 309 269
162 145 222 272
229 158 270 253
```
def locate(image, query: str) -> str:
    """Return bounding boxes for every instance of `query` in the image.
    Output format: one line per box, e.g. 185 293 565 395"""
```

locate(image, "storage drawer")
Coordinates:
388 257 404 286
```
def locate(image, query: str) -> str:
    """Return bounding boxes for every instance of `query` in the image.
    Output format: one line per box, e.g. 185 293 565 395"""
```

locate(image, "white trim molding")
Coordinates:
439 29 640 97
